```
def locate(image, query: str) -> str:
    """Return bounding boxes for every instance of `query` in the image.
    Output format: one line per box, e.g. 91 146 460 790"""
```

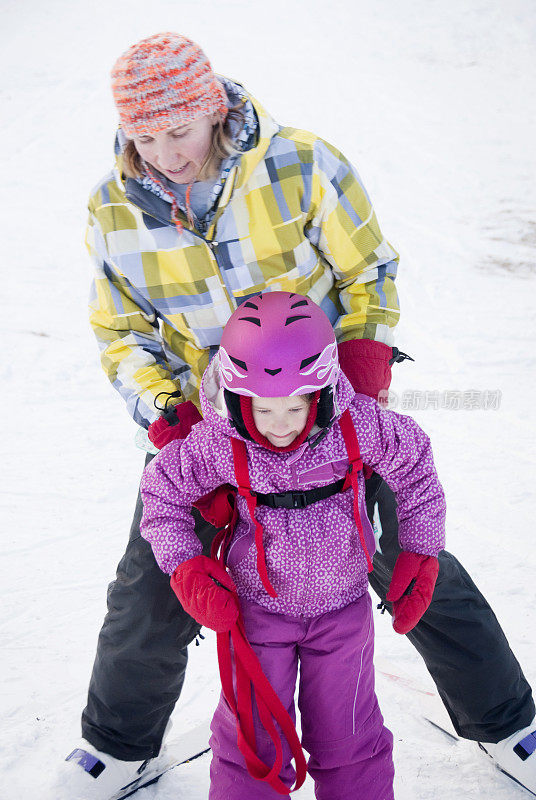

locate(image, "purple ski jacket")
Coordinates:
140 356 446 617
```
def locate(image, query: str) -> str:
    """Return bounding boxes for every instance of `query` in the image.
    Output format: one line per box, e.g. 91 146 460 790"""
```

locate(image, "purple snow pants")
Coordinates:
209 593 394 800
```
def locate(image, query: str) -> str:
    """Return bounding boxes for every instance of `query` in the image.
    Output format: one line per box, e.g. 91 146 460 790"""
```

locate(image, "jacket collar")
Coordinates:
124 178 174 226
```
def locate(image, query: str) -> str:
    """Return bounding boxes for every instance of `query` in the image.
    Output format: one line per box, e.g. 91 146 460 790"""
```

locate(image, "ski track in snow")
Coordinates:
1 1 535 798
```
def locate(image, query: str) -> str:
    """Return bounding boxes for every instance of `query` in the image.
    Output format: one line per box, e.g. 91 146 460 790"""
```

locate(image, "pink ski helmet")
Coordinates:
219 292 339 397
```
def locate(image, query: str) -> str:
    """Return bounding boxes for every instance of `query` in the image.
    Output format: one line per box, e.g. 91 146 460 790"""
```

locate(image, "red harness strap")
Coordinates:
217 621 307 794
211 412 371 793
231 409 373 587
212 513 307 794
339 408 374 572
230 437 277 598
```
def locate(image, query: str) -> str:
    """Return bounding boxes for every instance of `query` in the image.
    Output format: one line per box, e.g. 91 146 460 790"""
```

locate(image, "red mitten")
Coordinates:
148 401 202 449
337 339 393 402
386 551 439 634
170 555 240 633
193 484 236 528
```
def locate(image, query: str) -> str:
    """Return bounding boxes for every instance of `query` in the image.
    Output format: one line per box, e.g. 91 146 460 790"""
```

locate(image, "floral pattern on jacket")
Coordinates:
140 357 445 617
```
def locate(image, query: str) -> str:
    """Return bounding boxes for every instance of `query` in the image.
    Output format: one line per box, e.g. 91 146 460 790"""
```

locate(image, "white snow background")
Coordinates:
1 0 535 797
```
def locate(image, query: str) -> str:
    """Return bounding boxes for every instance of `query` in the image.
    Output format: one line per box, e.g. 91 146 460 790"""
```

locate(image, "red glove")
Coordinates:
170 555 240 633
193 484 236 528
386 551 439 634
337 339 393 402
148 401 202 449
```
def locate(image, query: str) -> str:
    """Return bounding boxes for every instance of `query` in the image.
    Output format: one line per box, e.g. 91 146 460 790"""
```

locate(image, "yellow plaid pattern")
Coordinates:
87 93 399 426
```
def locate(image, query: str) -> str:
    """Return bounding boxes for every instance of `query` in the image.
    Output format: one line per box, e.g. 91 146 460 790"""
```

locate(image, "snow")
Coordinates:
1 0 535 797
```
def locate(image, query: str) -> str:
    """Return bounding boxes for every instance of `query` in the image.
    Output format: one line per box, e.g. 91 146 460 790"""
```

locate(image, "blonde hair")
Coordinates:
122 103 246 181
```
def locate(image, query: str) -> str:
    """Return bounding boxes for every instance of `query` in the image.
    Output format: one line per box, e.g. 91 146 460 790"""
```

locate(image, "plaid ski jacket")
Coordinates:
86 82 400 427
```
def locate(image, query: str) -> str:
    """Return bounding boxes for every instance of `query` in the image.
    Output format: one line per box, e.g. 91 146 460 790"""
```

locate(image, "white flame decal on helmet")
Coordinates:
218 346 247 386
219 339 339 398
299 342 339 382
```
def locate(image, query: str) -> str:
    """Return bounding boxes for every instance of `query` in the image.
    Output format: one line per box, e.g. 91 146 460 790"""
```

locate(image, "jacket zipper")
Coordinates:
125 189 234 307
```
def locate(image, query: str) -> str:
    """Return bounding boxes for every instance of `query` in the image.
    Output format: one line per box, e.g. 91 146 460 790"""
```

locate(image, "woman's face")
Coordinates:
251 395 311 447
132 113 218 184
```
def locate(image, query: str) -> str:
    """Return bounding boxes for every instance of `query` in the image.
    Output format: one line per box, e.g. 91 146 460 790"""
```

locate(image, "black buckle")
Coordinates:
347 459 363 475
162 406 180 425
389 347 415 366
272 491 308 509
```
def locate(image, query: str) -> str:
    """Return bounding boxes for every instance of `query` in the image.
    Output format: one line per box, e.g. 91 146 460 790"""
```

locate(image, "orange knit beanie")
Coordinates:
111 32 228 138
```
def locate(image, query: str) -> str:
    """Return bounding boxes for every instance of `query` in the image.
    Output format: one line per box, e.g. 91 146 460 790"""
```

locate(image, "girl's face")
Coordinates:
251 395 311 447
132 113 218 184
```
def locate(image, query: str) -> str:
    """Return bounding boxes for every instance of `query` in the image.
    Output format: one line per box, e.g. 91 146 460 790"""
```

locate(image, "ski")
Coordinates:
479 743 536 798
376 656 536 796
375 655 459 742
109 719 211 800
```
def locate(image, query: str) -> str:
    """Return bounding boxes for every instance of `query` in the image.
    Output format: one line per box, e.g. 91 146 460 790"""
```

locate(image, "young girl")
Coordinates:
140 291 446 800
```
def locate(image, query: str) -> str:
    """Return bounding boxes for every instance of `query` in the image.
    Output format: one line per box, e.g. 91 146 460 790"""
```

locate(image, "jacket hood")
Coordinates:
199 351 356 446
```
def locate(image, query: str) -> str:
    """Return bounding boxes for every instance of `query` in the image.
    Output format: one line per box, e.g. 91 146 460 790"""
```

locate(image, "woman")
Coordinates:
56 32 535 799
